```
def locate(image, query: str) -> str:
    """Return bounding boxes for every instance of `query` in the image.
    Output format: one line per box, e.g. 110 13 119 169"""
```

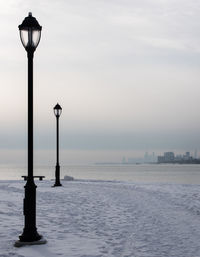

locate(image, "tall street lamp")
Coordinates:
15 13 46 246
53 103 62 187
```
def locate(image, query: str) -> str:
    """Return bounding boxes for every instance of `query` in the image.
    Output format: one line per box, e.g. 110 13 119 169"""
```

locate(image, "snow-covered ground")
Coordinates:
1 179 200 257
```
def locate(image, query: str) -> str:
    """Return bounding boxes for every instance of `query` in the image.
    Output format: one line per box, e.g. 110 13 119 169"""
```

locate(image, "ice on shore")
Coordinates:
0 179 200 257
63 175 74 181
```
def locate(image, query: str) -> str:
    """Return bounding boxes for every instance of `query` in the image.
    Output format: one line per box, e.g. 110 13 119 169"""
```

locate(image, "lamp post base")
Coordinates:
18 227 41 242
14 236 47 247
54 164 62 187
53 182 62 187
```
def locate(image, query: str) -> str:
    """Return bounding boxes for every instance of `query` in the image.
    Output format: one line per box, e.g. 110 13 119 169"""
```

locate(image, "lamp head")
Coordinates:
54 103 62 117
18 12 42 51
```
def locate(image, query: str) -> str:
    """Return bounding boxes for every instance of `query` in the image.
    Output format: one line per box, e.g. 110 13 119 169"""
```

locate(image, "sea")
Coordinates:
1 164 200 184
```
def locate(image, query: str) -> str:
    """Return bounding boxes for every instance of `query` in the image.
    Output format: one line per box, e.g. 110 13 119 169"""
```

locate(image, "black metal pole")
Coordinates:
57 116 59 165
19 49 41 242
54 115 62 186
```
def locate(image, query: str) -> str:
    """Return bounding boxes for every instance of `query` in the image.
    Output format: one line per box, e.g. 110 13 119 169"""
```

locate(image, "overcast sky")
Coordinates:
0 0 200 164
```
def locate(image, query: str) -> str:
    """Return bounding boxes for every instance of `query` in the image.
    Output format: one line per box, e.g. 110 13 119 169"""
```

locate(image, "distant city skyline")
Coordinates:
157 151 200 164
121 150 200 165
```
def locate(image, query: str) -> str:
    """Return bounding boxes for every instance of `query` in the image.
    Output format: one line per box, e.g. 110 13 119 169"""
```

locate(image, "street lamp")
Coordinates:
15 12 46 246
53 103 62 187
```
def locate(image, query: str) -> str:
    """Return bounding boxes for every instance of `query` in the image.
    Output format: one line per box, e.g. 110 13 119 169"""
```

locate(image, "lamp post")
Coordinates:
15 12 46 246
53 103 62 187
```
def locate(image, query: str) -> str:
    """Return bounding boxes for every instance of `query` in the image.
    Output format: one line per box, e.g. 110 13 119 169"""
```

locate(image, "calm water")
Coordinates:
1 164 200 184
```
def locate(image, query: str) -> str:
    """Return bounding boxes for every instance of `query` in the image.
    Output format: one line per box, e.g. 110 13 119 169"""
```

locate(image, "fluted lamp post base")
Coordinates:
53 183 62 187
54 164 62 187
14 180 47 247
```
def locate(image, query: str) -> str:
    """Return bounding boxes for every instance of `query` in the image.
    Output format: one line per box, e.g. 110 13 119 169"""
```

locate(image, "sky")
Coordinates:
0 0 200 164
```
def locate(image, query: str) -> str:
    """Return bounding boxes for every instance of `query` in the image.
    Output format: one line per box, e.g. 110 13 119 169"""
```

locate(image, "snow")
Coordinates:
1 179 200 257
64 175 74 181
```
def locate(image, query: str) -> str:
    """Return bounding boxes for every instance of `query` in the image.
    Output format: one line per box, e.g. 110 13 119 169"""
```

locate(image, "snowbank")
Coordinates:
63 175 74 181
1 180 200 257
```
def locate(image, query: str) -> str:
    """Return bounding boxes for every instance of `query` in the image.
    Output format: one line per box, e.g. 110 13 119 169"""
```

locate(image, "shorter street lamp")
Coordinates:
53 103 62 187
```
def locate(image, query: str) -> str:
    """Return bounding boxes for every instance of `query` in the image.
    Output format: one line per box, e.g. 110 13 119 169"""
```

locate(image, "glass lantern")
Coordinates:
54 104 62 117
19 12 42 50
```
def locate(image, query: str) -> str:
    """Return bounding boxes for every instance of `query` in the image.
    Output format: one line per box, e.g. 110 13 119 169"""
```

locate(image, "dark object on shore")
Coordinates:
21 176 45 181
64 175 74 181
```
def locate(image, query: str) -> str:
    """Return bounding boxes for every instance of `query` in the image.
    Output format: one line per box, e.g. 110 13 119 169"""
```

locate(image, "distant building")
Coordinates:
184 152 190 160
144 152 157 163
164 152 175 162
157 151 200 164
175 154 182 161
158 152 174 163
194 149 198 159
157 156 165 163
144 152 149 163
122 157 126 164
